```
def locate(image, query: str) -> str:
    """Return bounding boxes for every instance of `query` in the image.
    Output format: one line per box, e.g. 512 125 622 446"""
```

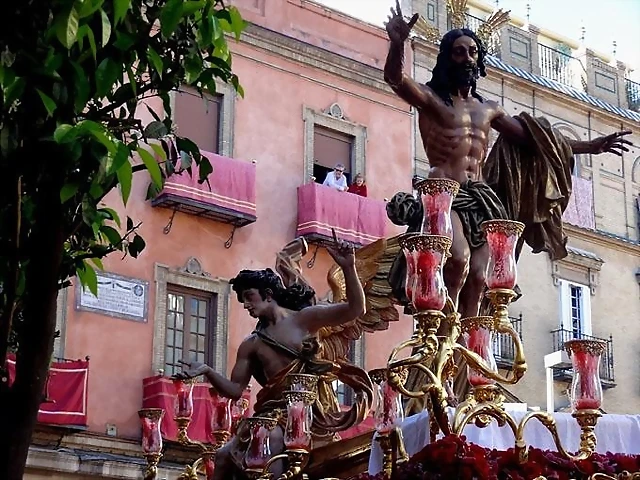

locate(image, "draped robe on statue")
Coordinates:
228 329 374 473
392 113 575 414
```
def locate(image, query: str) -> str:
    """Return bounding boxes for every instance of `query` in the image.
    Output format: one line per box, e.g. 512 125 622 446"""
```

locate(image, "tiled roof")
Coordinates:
567 246 604 263
485 56 640 124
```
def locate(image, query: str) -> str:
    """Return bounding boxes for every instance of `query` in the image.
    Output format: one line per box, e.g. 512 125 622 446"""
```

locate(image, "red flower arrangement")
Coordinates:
353 435 640 480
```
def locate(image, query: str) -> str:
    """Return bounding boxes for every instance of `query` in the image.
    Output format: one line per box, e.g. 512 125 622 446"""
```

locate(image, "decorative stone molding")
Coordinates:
302 105 367 181
551 246 604 295
152 259 230 375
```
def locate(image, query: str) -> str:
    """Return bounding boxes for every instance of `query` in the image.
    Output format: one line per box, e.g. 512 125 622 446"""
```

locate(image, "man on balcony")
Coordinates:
322 163 348 192
383 1 631 406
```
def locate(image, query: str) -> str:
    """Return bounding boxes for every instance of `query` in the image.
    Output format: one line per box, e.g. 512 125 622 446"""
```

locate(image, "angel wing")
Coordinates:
317 236 402 363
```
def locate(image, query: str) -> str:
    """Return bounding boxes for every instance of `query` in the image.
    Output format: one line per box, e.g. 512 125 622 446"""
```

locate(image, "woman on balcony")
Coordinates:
347 173 368 197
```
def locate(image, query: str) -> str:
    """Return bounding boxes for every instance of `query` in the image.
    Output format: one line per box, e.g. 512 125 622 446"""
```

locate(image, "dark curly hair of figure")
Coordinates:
230 268 316 312
427 28 488 106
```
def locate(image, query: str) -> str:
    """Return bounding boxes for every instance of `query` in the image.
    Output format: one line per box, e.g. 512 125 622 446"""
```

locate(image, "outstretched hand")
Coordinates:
172 359 209 380
385 0 419 45
589 130 633 156
327 228 355 270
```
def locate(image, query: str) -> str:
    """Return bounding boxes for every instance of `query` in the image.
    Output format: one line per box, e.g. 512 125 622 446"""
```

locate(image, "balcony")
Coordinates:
626 78 640 112
492 314 523 369
296 182 387 246
537 44 587 92
7 354 90 428
549 328 616 388
152 151 257 227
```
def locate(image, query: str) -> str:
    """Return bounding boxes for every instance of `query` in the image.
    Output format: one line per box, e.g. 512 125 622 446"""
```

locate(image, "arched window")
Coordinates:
553 122 584 175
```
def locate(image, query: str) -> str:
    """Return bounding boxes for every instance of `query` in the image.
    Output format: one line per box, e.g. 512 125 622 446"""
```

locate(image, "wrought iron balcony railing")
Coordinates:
538 44 587 92
550 328 615 386
625 78 640 112
493 314 522 369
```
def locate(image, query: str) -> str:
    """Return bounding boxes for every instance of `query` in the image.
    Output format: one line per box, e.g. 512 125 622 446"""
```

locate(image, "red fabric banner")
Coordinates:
162 151 257 217
296 183 387 245
6 355 89 427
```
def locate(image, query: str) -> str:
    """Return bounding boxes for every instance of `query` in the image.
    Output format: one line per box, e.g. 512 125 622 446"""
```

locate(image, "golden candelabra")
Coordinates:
375 178 610 477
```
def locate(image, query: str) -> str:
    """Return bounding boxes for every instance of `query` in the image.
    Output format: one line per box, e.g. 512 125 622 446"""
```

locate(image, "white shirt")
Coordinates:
322 171 348 191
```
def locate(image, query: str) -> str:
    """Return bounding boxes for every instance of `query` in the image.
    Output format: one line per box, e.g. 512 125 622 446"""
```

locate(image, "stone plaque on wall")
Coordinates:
76 271 149 322
595 72 616 93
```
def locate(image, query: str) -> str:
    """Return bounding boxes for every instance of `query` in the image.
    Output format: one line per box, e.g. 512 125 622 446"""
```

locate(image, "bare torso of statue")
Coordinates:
417 94 501 183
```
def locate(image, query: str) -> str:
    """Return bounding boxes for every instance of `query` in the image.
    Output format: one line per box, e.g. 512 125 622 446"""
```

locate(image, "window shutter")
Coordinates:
175 88 221 154
580 285 592 336
313 126 353 171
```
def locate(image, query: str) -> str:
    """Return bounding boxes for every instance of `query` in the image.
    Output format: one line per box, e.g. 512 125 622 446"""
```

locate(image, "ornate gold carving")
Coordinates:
486 287 517 327
142 452 162 480
413 16 441 44
447 0 468 30
398 233 452 254
480 219 525 237
283 390 317 405
564 339 608 357
243 416 279 431
414 178 461 197
476 10 510 47
460 316 495 333
286 373 319 392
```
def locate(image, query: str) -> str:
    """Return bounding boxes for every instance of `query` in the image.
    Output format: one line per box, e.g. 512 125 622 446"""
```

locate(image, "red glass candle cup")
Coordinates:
374 380 403 435
463 317 498 387
244 418 276 469
284 398 312 449
415 178 460 239
231 389 251 435
138 408 164 454
173 378 195 418
209 388 232 432
287 373 318 393
481 220 524 290
400 234 452 312
565 339 606 411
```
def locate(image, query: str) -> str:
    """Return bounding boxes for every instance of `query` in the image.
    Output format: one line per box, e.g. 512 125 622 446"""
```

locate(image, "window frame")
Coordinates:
164 285 217 376
559 279 592 337
170 81 235 158
303 105 366 184
152 260 230 375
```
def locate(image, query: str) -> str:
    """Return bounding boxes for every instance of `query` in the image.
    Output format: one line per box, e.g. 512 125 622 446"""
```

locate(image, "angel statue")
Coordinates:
175 233 401 479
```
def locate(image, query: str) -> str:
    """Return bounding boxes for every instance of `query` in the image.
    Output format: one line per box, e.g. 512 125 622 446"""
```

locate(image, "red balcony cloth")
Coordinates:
6 355 89 427
162 151 256 217
296 183 387 245
562 176 595 230
142 376 217 442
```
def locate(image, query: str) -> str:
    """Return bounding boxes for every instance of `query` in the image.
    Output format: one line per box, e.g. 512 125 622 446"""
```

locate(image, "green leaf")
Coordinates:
71 61 90 112
117 160 133 205
128 234 146 258
57 6 80 48
91 257 105 270
36 89 56 116
96 58 119 97
183 1 205 15
53 124 75 143
228 6 246 40
60 183 79 203
100 9 111 46
150 143 167 161
107 142 130 174
114 0 131 24
137 147 163 188
101 225 122 245
160 0 184 38
79 263 98 296
143 121 168 139
100 207 121 227
147 47 163 78
198 157 213 183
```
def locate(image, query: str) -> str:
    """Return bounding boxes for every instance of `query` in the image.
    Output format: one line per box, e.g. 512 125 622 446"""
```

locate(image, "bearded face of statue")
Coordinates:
448 35 480 89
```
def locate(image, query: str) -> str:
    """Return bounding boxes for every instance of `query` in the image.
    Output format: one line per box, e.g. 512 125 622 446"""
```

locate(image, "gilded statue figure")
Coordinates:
382 0 631 407
175 235 400 479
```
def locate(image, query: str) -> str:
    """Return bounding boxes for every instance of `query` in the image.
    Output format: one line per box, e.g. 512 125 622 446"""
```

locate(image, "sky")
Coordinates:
315 0 640 79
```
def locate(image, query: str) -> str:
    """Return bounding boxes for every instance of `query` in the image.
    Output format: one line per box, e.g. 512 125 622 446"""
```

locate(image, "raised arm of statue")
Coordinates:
175 339 253 400
383 1 433 110
297 232 365 333
567 130 632 156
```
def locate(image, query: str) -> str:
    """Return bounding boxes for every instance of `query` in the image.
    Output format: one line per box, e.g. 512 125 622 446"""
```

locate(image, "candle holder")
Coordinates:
244 416 280 478
138 408 164 480
414 178 460 239
370 369 409 479
231 386 252 435
173 378 197 445
209 387 232 448
481 219 524 326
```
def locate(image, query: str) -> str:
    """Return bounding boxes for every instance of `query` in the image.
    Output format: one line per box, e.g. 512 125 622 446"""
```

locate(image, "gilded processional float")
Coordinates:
135 0 638 479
